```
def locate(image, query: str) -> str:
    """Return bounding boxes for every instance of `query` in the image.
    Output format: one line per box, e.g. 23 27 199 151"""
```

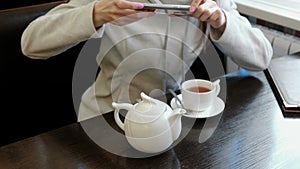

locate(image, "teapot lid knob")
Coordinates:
126 92 168 124
135 99 152 113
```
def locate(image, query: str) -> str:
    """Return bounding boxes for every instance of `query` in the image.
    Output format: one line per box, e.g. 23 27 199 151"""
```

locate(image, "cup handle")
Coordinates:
213 79 220 97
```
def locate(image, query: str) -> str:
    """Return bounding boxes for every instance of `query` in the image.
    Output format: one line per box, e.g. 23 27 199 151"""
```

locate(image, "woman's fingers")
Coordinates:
189 0 225 29
116 0 144 10
190 0 206 12
112 12 155 26
93 0 154 27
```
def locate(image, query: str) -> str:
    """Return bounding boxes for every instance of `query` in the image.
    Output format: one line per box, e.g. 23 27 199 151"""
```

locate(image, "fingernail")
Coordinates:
189 6 196 12
135 3 144 9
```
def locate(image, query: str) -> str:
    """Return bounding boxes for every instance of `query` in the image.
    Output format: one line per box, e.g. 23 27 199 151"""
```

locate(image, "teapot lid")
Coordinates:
126 92 167 124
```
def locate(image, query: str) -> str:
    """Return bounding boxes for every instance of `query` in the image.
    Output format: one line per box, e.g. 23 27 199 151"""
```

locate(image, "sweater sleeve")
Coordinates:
210 0 273 71
21 0 104 59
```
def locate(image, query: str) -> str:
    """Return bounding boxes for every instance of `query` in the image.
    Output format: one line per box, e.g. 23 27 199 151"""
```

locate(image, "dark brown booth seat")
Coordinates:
0 1 85 146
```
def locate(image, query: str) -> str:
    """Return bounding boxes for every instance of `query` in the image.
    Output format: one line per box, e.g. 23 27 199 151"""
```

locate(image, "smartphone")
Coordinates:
142 3 190 11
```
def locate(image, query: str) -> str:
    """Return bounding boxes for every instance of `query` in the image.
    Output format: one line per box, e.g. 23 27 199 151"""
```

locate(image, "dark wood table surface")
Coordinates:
1 70 300 169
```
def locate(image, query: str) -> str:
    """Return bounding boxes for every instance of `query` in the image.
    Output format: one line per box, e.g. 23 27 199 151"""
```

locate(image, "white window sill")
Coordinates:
234 0 300 31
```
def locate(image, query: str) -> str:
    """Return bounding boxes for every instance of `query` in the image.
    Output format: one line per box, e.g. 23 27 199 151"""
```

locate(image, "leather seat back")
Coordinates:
0 1 82 146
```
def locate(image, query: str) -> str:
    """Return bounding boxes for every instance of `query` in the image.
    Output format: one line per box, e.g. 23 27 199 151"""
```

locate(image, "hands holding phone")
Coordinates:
93 0 225 32
189 0 226 31
93 0 154 27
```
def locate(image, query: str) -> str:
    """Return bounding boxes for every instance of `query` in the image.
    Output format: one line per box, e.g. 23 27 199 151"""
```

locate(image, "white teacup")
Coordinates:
181 79 220 112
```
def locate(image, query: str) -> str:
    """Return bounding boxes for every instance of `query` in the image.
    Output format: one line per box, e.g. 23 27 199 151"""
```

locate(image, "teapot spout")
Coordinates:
172 108 186 117
168 108 186 141
167 108 186 123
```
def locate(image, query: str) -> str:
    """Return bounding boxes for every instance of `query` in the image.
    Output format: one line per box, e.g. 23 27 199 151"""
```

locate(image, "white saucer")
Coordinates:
170 94 225 118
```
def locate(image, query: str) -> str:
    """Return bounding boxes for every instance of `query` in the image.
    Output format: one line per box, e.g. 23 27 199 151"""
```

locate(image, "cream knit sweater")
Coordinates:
21 0 273 121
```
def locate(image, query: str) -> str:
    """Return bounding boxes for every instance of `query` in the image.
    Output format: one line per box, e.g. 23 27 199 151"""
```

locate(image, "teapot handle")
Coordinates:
114 108 124 131
112 102 133 131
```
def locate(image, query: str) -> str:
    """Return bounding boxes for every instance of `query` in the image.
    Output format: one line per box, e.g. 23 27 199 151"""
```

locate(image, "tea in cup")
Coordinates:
181 79 220 112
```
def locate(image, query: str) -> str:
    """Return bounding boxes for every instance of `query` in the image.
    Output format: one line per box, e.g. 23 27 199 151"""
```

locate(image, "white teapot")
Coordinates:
112 92 186 153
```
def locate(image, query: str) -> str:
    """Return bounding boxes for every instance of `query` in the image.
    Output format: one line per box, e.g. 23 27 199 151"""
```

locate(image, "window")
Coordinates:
234 0 300 31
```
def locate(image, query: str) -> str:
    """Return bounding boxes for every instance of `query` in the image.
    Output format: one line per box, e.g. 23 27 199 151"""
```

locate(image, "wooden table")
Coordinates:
1 70 300 169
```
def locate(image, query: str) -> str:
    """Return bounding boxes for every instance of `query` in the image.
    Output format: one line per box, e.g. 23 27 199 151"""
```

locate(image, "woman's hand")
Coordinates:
93 0 154 27
189 0 226 32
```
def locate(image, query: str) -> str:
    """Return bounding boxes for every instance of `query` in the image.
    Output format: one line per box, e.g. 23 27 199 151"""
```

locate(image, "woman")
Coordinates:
21 0 273 121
